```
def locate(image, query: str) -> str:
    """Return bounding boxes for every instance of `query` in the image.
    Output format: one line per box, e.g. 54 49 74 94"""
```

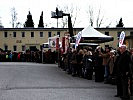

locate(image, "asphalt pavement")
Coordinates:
0 62 130 100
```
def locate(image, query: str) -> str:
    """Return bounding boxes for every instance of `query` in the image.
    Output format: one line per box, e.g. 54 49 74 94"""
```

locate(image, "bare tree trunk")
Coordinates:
96 9 104 28
86 6 94 27
86 6 110 28
11 7 17 28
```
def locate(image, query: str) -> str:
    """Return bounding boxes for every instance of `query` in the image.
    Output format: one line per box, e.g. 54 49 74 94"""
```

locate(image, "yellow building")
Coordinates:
0 28 80 52
97 27 133 49
0 27 133 52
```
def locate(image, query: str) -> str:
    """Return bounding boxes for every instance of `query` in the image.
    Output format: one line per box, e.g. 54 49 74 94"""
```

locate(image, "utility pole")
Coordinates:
51 7 63 28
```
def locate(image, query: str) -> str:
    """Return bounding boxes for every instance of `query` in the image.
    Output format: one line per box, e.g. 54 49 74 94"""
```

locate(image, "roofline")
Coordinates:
1 27 133 31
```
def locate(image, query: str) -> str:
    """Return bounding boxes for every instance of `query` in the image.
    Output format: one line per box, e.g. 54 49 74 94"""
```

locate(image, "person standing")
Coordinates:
129 48 133 96
100 47 110 83
76 49 84 77
116 45 131 99
94 46 104 82
71 50 78 76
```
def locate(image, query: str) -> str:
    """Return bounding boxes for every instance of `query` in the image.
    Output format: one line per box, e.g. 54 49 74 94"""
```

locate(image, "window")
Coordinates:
13 32 16 37
57 32 60 37
4 32 8 37
4 45 8 51
22 45 25 51
48 32 51 37
130 31 133 36
117 32 121 39
31 32 34 37
13 45 17 51
40 32 43 37
105 32 109 36
22 32 25 37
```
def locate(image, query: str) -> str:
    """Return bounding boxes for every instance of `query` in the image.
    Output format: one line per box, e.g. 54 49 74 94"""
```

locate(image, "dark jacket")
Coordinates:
117 50 131 76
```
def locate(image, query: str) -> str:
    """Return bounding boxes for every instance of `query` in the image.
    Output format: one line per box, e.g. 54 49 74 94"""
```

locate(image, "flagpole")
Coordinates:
42 45 43 63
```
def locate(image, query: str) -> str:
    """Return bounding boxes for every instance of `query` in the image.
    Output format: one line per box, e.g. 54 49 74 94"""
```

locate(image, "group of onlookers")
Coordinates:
59 45 133 100
0 49 58 63
0 45 133 99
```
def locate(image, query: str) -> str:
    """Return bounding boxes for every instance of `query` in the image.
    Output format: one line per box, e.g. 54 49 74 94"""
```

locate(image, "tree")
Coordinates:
86 6 111 28
87 6 94 27
116 18 124 27
38 11 44 28
10 7 22 28
58 5 80 28
96 9 104 28
24 11 34 27
11 7 17 28
0 17 4 28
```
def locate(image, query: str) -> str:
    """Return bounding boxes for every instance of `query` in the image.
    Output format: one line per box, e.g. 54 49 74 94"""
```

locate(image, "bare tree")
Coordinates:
86 6 111 28
58 5 80 28
11 7 17 28
72 7 79 28
16 22 22 28
0 17 4 28
96 9 104 27
10 7 22 28
87 6 94 27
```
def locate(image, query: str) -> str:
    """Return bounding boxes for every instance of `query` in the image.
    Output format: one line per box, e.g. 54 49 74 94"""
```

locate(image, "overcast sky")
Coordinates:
0 0 133 28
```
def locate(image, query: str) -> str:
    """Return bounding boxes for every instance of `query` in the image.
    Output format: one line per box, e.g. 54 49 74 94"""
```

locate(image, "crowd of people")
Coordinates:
0 45 133 99
58 45 133 100
0 49 58 63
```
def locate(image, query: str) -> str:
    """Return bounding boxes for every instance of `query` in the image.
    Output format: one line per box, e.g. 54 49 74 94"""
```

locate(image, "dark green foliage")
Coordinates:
116 18 124 27
38 11 44 28
24 11 34 27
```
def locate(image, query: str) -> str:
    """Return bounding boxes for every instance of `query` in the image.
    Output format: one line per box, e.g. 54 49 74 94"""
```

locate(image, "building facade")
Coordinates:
0 27 133 52
97 27 133 49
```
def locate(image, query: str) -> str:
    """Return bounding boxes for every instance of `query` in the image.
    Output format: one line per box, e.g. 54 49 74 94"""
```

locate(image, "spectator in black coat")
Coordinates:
115 45 131 99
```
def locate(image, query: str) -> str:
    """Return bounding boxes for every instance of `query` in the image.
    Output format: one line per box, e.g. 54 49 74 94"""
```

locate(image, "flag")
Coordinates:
48 35 59 48
119 31 125 47
75 31 82 49
56 38 59 50
62 37 65 53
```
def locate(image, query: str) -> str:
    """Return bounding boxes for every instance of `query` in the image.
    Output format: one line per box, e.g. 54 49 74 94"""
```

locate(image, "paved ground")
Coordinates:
0 62 129 100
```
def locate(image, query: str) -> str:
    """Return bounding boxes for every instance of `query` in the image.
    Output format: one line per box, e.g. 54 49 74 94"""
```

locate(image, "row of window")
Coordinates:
3 31 133 38
4 31 60 38
4 45 25 51
105 31 133 37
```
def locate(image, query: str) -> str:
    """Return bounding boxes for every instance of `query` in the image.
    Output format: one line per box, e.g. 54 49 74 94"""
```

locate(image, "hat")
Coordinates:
110 50 115 54
120 45 127 49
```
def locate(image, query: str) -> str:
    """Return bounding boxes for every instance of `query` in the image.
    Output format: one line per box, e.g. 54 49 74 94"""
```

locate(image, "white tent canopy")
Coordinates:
74 26 113 43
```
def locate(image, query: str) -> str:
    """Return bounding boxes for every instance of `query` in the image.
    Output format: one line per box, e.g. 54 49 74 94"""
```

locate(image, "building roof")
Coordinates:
1 27 133 31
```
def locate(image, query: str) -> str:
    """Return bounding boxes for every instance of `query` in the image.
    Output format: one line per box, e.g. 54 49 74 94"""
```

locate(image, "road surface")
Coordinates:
0 62 123 100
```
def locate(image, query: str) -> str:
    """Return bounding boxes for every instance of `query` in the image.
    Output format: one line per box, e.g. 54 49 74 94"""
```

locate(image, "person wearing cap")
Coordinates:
115 45 131 99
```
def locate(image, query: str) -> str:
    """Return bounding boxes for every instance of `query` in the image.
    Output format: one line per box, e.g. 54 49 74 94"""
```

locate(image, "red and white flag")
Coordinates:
48 35 59 49
119 31 125 47
75 31 82 49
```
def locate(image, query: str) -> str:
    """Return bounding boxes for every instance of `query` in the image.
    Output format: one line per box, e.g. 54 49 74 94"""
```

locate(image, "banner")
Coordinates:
56 38 59 50
119 31 125 47
75 31 82 49
62 36 69 53
48 35 59 48
62 37 65 53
